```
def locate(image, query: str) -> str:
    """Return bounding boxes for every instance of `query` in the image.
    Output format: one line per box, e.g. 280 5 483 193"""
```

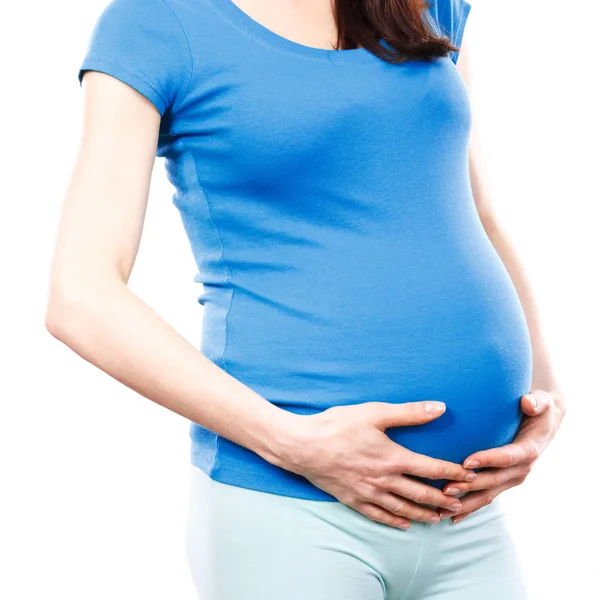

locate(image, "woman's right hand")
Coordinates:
274 401 478 529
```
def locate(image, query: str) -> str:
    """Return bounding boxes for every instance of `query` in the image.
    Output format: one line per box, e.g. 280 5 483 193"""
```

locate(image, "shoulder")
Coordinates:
85 0 190 36
427 0 472 20
427 0 472 34
426 0 473 64
78 0 199 116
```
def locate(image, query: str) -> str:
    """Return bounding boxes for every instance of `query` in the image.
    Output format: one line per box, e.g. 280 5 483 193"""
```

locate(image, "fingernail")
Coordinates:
428 515 441 523
398 522 411 529
439 511 453 519
449 503 462 511
529 395 539 410
465 472 477 481
445 487 460 495
464 460 480 469
424 402 445 413
451 516 466 525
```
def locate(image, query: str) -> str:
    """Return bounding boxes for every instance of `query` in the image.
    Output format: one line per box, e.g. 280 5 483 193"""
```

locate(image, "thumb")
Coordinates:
521 390 549 416
369 400 446 430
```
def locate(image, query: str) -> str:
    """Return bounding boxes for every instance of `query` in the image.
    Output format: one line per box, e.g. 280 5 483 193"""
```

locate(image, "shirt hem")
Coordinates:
78 55 168 116
190 448 339 502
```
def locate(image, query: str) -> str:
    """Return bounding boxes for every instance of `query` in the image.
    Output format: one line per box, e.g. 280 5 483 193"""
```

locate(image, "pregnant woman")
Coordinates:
47 0 567 598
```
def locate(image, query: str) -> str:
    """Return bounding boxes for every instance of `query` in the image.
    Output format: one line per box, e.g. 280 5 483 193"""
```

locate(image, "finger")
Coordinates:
520 390 551 417
354 501 412 529
450 479 518 523
372 491 445 523
397 448 478 482
442 464 531 495
439 477 521 519
451 510 475 524
369 400 449 430
388 476 466 511
463 438 540 469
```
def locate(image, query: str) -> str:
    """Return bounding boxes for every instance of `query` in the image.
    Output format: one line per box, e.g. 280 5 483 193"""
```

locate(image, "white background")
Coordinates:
1 0 597 598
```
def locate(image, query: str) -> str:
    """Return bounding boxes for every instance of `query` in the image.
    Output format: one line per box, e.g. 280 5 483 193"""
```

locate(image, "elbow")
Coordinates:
45 274 125 341
44 282 84 340
44 275 105 342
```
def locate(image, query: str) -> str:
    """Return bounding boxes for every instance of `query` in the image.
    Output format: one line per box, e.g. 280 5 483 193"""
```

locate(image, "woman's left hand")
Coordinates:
437 388 567 524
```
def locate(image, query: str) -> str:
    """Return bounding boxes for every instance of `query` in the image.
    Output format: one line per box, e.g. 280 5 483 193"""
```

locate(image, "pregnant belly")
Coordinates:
202 230 534 490
383 332 532 489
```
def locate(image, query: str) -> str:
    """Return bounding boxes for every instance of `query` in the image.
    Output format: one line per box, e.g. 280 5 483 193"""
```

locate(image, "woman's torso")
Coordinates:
152 0 533 496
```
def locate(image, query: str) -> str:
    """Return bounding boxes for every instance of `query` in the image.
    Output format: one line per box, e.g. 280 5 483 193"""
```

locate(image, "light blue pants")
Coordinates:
185 465 530 599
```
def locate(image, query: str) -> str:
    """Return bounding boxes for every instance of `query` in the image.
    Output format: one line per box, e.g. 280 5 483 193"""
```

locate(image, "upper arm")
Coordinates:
453 11 497 224
49 0 192 306
49 71 161 305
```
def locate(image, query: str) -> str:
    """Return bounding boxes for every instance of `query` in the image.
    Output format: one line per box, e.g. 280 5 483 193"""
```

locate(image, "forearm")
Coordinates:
45 279 300 467
480 216 565 408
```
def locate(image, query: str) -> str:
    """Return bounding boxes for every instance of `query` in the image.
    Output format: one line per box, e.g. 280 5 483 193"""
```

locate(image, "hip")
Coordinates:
185 464 530 600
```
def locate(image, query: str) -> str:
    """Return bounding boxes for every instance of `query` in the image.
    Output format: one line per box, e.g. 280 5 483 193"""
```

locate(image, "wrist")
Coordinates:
251 408 311 471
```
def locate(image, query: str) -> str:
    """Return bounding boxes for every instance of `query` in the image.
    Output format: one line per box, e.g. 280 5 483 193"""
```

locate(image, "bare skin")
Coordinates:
230 0 343 50
46 0 565 530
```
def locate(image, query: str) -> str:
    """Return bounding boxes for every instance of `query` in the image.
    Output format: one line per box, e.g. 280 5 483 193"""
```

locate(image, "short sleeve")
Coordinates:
77 0 193 116
426 0 472 64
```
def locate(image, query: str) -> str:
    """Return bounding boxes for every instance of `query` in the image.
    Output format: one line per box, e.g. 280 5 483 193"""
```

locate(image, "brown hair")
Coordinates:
332 0 459 63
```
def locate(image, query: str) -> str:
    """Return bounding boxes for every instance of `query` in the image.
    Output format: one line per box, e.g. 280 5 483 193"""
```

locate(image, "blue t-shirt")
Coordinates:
78 0 532 501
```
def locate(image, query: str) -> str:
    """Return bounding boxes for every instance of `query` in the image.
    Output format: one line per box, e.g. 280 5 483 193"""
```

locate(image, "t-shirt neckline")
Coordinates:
201 0 385 64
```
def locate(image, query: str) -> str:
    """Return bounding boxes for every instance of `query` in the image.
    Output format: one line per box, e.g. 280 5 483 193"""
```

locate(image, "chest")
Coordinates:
160 4 472 195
